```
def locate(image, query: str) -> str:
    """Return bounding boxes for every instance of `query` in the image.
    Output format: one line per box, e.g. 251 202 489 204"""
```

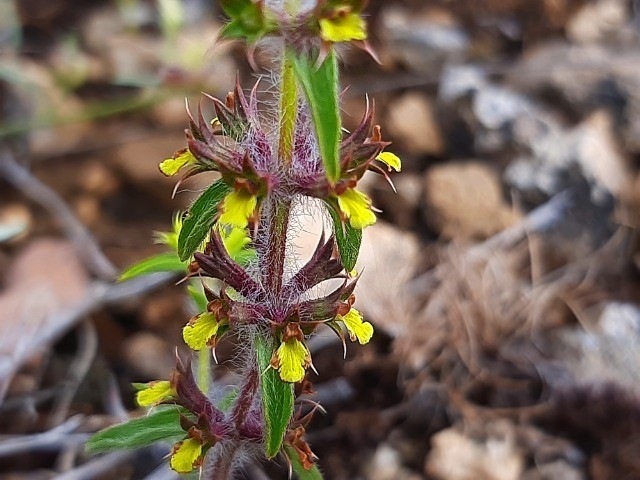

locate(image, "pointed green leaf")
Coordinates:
327 205 362 271
220 20 248 39
131 382 148 392
118 253 185 282
285 445 324 480
292 49 341 183
218 0 274 43
86 406 188 454
220 0 252 18
178 180 231 261
255 336 293 458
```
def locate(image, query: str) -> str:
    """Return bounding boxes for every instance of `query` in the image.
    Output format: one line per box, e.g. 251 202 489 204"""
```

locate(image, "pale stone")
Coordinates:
122 333 175 380
426 424 524 480
387 92 444 156
424 161 519 240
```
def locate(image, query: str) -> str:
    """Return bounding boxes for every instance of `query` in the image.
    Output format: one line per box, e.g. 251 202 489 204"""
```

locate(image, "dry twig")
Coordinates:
0 271 177 403
0 148 117 280
47 320 99 428
54 451 134 480
0 415 86 457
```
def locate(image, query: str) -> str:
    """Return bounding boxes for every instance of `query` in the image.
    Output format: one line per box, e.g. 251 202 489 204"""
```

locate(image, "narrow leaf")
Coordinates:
284 445 324 480
292 49 341 183
220 20 247 39
220 0 251 18
86 406 187 454
255 336 293 458
118 253 185 282
178 180 231 261
218 0 272 43
327 205 362 271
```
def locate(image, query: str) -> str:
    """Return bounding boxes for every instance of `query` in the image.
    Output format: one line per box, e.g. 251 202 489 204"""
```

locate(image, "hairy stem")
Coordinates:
263 199 291 294
231 360 260 436
206 443 239 480
262 49 298 294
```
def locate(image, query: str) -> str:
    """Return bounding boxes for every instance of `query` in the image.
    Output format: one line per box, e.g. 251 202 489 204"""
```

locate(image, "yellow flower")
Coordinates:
159 149 197 177
338 308 373 344
319 13 367 43
219 190 258 228
154 212 183 251
170 438 203 473
183 312 219 350
136 380 176 407
376 151 402 172
336 189 377 229
276 338 310 383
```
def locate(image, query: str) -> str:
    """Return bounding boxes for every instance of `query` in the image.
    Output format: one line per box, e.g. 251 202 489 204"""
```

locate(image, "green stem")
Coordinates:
278 50 298 166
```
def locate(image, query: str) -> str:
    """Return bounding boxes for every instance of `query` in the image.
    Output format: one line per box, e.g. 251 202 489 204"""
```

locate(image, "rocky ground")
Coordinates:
1 0 640 479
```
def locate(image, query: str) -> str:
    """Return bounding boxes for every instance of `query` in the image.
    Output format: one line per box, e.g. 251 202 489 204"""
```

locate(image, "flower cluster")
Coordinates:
182 231 372 384
92 1 402 477
290 103 401 228
160 84 400 231
219 0 372 52
135 358 260 473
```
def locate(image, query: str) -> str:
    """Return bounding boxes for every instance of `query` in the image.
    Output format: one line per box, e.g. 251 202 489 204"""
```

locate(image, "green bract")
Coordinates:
256 336 294 458
219 0 276 43
86 406 190 454
118 252 185 282
178 179 231 261
292 49 342 184
285 445 324 480
328 205 362 271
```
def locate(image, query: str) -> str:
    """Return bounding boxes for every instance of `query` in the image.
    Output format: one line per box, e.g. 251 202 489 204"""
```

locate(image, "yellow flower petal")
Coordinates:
339 308 373 344
276 338 310 383
336 189 377 229
159 150 197 177
319 13 367 43
136 380 176 407
219 190 258 228
376 151 402 172
183 312 219 350
170 438 203 474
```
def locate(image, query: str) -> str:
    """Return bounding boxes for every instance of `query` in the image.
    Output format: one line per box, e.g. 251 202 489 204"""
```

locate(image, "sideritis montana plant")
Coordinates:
87 0 401 477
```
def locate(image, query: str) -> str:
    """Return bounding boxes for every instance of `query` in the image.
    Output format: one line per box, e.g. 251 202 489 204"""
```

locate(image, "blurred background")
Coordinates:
1 0 640 478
